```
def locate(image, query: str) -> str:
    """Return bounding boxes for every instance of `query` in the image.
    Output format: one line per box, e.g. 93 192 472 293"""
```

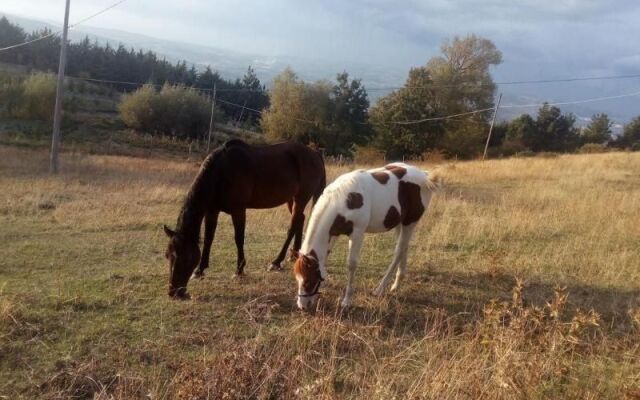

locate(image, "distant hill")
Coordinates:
2 12 638 126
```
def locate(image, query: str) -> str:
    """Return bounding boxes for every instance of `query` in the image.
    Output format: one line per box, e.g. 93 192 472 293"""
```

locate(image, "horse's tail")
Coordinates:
313 151 327 206
424 170 443 192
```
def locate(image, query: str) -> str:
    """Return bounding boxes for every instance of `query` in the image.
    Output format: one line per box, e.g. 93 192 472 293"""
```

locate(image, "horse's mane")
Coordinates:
175 143 232 237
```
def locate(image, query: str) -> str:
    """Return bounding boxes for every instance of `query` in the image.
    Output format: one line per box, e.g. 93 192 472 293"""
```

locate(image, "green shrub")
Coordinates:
536 152 560 158
119 85 155 131
578 143 608 154
119 84 214 139
499 139 528 157
19 73 56 121
439 123 486 159
0 78 24 117
514 150 536 158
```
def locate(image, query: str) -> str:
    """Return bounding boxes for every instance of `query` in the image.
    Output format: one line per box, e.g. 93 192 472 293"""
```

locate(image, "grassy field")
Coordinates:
1 145 639 399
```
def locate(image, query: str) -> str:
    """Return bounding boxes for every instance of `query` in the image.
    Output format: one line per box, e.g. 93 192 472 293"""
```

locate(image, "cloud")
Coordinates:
3 0 639 76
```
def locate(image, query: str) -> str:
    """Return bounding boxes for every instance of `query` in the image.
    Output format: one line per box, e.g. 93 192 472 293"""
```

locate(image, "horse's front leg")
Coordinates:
193 211 219 279
342 229 365 309
231 209 247 276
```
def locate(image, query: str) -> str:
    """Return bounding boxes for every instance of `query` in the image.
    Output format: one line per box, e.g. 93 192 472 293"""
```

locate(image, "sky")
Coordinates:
3 0 640 120
3 0 639 72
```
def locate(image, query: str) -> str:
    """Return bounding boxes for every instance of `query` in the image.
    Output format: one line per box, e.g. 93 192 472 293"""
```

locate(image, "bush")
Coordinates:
119 85 155 131
0 78 24 117
422 149 447 163
514 150 536 158
17 73 56 121
499 139 528 157
439 123 486 159
119 84 215 139
578 143 608 154
0 72 60 122
535 151 560 158
353 145 384 164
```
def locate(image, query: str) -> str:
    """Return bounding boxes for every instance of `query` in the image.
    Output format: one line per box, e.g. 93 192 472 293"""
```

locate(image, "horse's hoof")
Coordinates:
192 270 205 280
169 291 191 300
267 262 283 272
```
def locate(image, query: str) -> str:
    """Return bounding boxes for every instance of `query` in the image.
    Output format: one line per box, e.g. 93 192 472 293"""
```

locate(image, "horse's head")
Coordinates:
163 225 200 299
293 250 323 311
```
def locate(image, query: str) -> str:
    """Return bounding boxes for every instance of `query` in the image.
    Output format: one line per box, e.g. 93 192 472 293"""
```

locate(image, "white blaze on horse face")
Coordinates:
296 274 318 310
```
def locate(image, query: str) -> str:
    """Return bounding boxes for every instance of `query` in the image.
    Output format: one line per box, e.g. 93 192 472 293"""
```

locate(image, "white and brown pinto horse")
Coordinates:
293 163 440 310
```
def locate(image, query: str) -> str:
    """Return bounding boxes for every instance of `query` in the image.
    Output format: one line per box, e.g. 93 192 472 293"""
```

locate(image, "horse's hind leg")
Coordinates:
291 202 307 255
270 199 306 270
390 223 417 292
231 209 247 276
193 211 219 279
372 227 402 296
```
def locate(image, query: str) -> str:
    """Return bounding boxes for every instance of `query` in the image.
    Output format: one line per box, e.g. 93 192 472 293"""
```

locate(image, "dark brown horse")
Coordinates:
163 139 326 298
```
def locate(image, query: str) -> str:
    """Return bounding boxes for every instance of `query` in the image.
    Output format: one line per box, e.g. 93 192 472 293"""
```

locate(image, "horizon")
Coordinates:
2 1 640 123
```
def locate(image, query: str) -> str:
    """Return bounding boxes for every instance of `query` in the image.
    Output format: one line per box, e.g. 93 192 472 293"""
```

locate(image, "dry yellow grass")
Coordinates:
1 145 639 399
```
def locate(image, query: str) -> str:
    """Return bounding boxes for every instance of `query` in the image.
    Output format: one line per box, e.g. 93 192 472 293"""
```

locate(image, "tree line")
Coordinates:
0 17 268 124
491 108 640 155
2 16 640 157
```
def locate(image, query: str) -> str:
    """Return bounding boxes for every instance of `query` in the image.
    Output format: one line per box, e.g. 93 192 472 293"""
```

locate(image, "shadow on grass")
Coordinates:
201 268 640 337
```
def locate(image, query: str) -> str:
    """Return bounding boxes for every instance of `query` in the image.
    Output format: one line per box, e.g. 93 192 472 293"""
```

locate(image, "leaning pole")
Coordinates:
50 0 71 174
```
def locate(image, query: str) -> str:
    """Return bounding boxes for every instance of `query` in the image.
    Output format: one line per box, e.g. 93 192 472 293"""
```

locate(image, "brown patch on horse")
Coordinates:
385 165 407 179
398 181 425 225
383 206 401 229
371 171 390 184
293 254 322 294
346 192 364 209
329 214 353 236
309 249 318 260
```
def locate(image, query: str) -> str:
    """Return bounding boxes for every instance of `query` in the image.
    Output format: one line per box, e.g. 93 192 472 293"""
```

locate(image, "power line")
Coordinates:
371 90 640 126
0 31 59 52
0 0 129 52
365 73 640 92
65 75 640 125
215 98 319 125
501 89 640 109
497 73 640 86
68 0 129 28
388 107 495 125
67 75 175 89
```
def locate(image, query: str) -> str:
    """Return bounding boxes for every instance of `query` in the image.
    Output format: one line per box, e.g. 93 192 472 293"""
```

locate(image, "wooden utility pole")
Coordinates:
236 99 247 125
50 0 71 174
206 83 217 153
483 92 502 160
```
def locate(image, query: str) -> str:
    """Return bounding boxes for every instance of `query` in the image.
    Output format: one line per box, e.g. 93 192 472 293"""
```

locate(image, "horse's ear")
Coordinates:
163 225 176 238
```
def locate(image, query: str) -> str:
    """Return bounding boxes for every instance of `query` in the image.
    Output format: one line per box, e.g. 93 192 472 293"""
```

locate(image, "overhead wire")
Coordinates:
365 73 640 92
0 0 129 52
62 74 640 125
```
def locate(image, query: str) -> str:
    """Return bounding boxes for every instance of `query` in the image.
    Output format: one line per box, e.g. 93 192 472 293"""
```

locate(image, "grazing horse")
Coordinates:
163 139 325 298
293 163 440 310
